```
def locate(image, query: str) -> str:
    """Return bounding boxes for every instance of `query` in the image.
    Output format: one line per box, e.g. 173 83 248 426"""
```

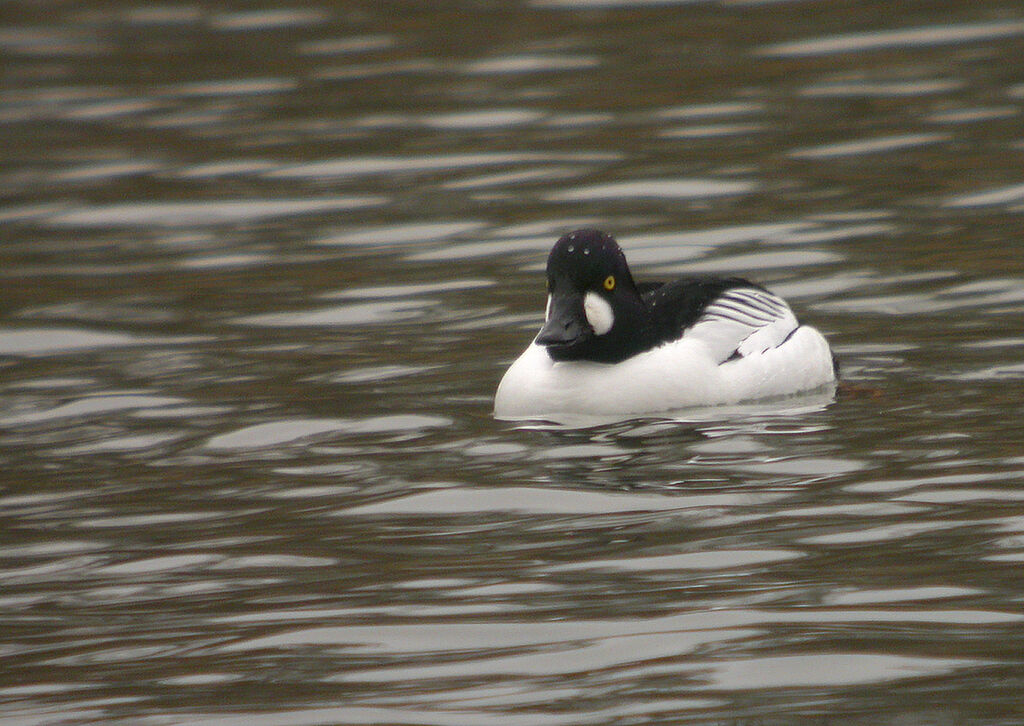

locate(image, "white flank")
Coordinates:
494 325 835 418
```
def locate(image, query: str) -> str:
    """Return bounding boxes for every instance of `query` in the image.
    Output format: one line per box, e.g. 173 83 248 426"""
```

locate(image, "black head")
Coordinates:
535 229 648 363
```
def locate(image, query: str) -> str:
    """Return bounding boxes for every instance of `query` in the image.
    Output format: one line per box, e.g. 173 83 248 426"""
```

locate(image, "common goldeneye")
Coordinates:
494 229 836 418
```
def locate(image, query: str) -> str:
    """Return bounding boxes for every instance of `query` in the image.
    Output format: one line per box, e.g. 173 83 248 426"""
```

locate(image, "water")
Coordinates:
2 1 1024 724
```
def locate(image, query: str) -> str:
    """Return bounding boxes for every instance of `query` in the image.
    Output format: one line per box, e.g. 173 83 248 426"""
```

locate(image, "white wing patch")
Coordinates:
685 287 799 364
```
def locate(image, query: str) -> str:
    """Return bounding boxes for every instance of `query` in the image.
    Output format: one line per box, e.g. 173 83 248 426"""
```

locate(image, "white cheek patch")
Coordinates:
545 294 552 321
583 291 614 335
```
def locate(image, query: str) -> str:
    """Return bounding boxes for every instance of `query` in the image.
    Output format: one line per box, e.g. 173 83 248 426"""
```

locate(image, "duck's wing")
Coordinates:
684 286 799 364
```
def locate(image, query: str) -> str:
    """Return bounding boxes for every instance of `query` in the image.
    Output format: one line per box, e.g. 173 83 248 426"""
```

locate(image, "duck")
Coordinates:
494 229 836 419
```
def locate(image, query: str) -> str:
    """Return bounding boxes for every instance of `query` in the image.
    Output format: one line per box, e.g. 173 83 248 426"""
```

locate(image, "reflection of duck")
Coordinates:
494 229 836 418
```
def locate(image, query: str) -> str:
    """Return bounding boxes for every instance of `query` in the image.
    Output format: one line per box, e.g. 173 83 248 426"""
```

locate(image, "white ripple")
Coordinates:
158 77 297 98
552 549 802 571
315 221 486 247
421 109 545 129
54 160 161 182
655 249 840 274
205 419 351 450
799 79 962 97
266 153 550 180
789 133 949 159
52 432 185 455
945 182 1024 208
340 485 780 516
298 35 394 56
705 653 984 689
210 8 328 31
0 394 186 426
206 415 451 450
240 299 429 327
0 327 141 355
547 178 756 202
758 20 1024 57
654 101 764 120
46 198 384 228
464 54 599 74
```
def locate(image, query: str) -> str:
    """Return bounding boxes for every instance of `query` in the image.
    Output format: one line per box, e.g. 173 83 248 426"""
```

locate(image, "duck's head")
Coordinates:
536 229 643 363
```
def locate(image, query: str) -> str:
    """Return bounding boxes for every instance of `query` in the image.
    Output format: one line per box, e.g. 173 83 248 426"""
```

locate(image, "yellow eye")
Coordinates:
603 275 615 291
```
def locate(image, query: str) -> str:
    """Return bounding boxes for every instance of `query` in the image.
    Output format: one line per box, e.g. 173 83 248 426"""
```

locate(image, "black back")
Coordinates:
640 275 764 349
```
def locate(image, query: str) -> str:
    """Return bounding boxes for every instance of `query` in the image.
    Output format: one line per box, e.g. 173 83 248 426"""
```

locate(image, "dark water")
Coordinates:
3 1 1024 724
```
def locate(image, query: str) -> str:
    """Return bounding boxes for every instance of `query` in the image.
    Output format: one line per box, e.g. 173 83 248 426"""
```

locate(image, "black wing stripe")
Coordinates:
705 301 778 324
701 310 765 326
721 290 790 316
726 287 788 305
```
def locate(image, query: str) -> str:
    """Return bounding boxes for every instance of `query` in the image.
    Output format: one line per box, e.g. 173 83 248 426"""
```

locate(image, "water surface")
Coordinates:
3 1 1024 724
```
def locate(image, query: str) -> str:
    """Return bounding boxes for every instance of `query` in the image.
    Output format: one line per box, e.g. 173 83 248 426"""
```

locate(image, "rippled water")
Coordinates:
3 2 1024 724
